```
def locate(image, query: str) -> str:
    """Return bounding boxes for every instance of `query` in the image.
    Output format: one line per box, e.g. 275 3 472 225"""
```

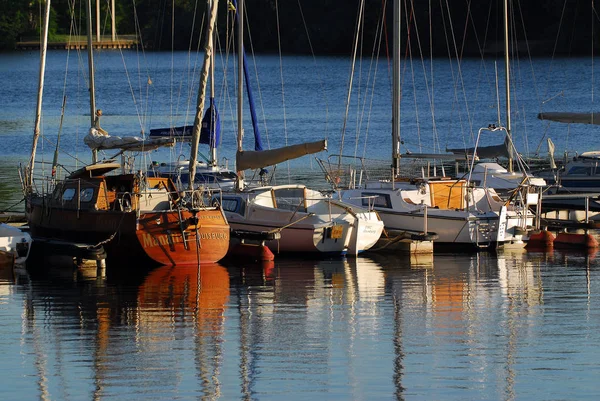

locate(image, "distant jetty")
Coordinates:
16 35 138 50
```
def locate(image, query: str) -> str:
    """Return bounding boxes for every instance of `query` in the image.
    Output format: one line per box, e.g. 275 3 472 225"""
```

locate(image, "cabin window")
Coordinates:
361 192 392 208
221 197 245 215
273 188 306 211
568 166 593 175
80 188 95 202
62 188 76 202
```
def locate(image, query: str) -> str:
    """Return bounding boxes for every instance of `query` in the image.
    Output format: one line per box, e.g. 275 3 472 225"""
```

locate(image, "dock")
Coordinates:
16 35 138 50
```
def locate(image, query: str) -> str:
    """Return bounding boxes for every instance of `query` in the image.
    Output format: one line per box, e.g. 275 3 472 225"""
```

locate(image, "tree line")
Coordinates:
0 0 596 56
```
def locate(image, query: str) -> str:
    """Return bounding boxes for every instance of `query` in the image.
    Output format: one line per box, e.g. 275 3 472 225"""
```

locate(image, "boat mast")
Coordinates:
392 0 401 176
504 0 513 173
86 0 98 163
210 18 217 167
27 0 51 191
189 0 219 190
235 0 245 190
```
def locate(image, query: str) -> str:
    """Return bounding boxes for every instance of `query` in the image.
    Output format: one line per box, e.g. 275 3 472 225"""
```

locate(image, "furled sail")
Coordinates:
446 136 510 159
236 140 327 171
84 128 174 152
537 112 600 125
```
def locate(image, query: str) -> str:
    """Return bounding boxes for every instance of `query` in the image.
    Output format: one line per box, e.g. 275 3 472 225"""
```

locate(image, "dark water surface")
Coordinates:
1 250 600 400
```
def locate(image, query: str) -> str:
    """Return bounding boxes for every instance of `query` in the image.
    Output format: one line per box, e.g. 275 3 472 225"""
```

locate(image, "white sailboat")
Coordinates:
322 0 507 249
220 0 383 257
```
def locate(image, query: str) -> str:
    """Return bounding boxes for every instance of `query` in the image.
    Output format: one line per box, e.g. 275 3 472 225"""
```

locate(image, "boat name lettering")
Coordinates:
141 232 227 248
199 232 228 240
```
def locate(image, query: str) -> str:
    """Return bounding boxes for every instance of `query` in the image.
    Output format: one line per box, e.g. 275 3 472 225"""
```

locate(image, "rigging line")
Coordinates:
176 2 203 153
541 0 568 105
592 0 596 107
510 1 531 158
170 0 175 132
403 0 423 153
429 0 439 154
244 9 271 151
339 0 365 163
438 0 467 150
296 0 330 140
353 4 365 159
275 0 290 182
40 135 85 165
441 0 476 147
407 0 440 154
361 0 387 161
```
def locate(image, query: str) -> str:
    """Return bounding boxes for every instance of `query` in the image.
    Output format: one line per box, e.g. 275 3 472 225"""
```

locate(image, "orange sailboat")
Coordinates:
23 0 229 267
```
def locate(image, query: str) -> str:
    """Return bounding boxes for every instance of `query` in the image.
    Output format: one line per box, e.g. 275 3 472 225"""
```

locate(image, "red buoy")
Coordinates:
526 230 555 250
228 243 275 261
554 232 599 249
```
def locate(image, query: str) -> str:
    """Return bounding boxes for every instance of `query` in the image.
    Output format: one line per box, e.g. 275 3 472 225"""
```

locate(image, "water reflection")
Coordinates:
3 249 600 399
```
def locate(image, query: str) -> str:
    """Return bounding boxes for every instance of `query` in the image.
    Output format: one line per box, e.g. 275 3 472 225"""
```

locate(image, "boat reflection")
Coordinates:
12 247 596 400
18 262 230 400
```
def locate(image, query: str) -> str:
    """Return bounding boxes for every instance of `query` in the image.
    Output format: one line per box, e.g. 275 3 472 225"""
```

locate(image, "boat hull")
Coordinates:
26 197 229 267
227 219 352 255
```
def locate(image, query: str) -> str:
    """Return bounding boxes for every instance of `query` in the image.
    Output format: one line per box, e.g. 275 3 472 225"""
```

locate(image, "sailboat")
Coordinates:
214 0 383 257
22 0 229 267
319 0 509 249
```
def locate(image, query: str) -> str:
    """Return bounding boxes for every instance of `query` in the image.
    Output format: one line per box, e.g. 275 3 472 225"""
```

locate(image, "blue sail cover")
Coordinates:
201 97 221 148
149 98 221 148
231 0 263 152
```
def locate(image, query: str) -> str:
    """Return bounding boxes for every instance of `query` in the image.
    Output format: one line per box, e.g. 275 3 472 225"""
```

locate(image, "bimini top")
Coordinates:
67 162 121 179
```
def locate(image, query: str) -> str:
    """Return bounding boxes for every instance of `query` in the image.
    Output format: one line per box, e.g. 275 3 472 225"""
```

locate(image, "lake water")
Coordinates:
2 250 600 400
2 50 600 399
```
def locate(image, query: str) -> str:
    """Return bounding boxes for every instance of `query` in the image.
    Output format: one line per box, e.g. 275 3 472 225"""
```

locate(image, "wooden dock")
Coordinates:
16 36 138 50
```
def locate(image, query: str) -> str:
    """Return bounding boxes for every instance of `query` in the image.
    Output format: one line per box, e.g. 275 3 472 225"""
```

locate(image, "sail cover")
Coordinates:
149 105 221 147
85 128 174 152
538 112 600 125
236 140 327 171
446 136 510 159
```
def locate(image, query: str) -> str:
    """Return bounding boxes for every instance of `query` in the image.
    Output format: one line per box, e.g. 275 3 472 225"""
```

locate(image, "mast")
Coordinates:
27 0 51 191
392 0 401 176
504 0 513 173
86 0 98 163
209 20 217 167
235 0 245 190
188 0 219 190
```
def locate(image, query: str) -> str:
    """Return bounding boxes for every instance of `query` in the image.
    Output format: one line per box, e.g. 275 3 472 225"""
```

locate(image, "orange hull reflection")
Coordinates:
137 264 230 331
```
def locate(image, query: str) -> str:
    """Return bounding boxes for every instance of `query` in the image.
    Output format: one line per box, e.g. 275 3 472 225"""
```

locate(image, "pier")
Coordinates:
16 35 138 50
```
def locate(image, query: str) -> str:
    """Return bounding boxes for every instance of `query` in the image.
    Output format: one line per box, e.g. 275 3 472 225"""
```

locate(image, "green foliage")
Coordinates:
0 0 31 49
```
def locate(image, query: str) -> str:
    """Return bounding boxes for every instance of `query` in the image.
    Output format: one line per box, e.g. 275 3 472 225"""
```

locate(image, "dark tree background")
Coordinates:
1 0 598 56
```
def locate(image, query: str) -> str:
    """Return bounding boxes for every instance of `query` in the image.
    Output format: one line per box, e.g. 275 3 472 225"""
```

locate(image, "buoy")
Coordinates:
554 232 599 249
526 230 555 250
228 243 275 261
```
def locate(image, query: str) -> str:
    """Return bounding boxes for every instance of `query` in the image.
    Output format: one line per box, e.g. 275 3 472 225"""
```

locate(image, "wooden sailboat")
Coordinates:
23 0 229 267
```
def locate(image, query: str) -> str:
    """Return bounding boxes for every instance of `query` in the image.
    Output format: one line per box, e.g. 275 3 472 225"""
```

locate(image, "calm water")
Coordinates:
1 250 600 400
2 50 600 208
3 50 600 399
